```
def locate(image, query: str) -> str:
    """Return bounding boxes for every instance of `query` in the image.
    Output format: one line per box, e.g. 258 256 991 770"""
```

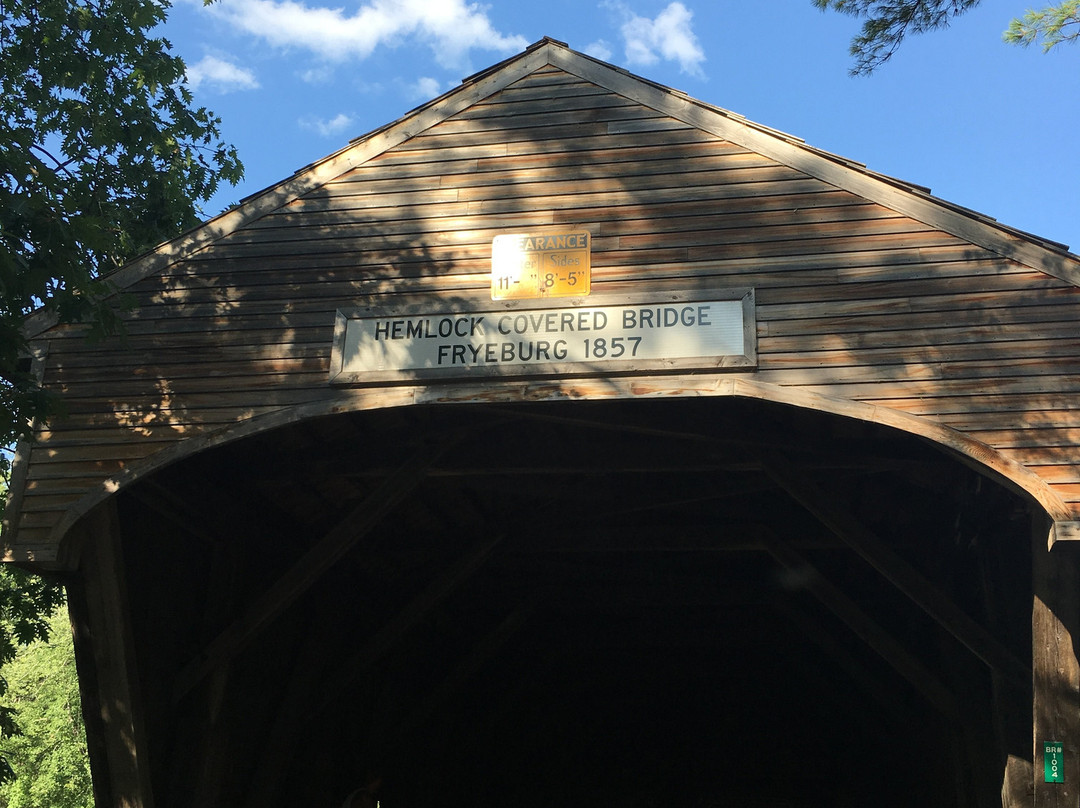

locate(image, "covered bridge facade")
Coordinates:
5 38 1080 808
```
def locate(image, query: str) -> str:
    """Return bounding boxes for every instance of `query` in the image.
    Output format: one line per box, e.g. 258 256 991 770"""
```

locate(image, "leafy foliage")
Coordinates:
0 604 91 807
0 0 243 475
0 0 241 789
812 0 983 73
1004 1 1080 50
813 0 1078 73
0 567 66 786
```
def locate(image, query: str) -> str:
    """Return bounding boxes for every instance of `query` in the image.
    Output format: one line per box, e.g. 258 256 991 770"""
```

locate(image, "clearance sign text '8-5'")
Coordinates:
491 231 591 299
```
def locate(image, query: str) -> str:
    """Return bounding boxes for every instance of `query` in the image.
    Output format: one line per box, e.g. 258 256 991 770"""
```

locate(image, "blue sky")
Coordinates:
164 0 1079 253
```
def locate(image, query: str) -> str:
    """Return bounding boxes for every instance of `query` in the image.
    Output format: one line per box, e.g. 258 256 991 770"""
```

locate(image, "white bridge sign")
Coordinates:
330 289 755 385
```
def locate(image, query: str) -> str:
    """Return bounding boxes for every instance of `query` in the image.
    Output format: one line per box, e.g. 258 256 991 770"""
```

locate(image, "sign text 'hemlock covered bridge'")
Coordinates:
5 38 1080 808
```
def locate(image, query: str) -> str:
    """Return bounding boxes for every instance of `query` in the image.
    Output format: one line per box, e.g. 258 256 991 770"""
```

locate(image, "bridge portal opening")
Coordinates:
84 396 1034 808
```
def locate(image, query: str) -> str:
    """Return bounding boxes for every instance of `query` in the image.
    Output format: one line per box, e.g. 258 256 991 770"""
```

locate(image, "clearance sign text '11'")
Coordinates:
491 231 591 300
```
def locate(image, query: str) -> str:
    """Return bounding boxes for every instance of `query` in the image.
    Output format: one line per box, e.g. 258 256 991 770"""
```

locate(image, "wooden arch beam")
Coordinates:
761 530 957 717
723 379 1076 533
45 378 1078 570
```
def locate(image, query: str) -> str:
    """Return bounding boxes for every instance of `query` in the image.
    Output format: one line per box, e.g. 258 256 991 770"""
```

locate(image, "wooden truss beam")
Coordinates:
770 597 911 727
172 438 449 701
389 600 535 749
242 536 502 808
761 530 958 717
760 452 1031 686
317 536 503 713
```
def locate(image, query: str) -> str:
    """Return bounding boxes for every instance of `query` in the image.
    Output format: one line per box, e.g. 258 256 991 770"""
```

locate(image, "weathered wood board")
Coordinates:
6 39 1080 564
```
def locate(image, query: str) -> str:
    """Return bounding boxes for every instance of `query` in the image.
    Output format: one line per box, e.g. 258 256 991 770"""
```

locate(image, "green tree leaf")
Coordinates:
813 0 1078 73
1004 1 1080 50
812 0 983 74
0 0 243 461
0 605 92 807
0 0 242 787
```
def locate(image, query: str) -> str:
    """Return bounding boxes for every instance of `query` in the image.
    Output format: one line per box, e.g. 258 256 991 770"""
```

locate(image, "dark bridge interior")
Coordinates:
95 397 1034 808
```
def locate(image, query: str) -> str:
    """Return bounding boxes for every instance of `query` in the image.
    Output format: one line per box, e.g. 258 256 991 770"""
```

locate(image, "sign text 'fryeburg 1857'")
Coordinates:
330 290 756 385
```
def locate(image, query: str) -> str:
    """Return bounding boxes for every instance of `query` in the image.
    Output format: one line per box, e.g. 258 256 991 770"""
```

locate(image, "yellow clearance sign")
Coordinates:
491 231 591 300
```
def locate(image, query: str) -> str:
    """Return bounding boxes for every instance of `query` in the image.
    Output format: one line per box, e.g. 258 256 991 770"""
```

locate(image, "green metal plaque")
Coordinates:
1044 741 1064 783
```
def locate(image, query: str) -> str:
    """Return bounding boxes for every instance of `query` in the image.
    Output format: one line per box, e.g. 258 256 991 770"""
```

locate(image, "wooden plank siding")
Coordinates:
6 43 1080 565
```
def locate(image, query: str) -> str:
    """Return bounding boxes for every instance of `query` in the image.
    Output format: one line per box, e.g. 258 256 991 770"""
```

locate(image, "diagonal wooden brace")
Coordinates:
760 451 1031 687
173 437 454 702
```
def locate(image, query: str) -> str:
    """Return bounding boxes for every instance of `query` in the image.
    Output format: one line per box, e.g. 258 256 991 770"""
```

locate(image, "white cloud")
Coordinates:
299 65 334 84
299 113 356 137
408 76 445 100
186 54 260 92
206 0 528 68
611 1 705 77
584 39 614 62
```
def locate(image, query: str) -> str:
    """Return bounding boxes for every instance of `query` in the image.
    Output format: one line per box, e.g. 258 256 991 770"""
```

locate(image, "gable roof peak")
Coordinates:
22 37 1080 340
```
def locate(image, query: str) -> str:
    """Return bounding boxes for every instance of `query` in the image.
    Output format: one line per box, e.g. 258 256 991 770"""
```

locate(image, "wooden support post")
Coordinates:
1003 755 1034 808
66 502 155 808
1033 515 1080 807
168 665 235 808
240 608 346 808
